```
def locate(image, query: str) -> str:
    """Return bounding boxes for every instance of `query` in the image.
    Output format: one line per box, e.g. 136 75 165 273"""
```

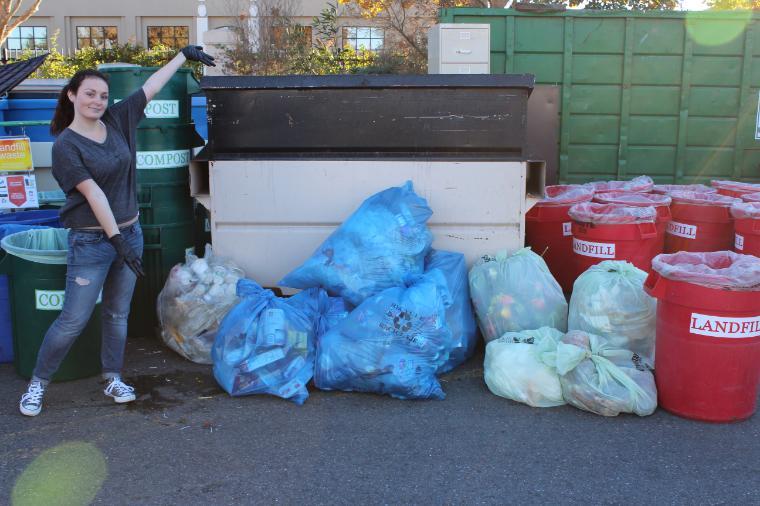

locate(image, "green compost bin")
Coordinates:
0 229 102 381
440 8 760 184
100 66 201 127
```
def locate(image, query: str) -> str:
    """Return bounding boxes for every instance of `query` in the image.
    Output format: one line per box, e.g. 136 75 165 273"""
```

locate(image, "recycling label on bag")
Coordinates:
690 313 760 338
562 222 572 237
572 238 615 259
736 233 745 251
35 290 102 311
667 221 697 239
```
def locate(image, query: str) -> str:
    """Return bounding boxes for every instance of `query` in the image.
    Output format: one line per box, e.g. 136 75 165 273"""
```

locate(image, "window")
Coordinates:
342 27 384 52
5 26 47 51
76 26 118 49
147 26 189 50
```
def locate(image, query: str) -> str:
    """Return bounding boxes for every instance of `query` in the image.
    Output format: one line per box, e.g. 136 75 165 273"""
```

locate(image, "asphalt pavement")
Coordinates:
2 336 759 505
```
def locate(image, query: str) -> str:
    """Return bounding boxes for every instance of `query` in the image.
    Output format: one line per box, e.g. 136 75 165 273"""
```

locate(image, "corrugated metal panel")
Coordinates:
440 8 760 184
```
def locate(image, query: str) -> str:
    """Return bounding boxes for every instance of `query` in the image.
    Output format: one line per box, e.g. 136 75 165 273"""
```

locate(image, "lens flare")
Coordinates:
686 12 752 47
12 441 107 506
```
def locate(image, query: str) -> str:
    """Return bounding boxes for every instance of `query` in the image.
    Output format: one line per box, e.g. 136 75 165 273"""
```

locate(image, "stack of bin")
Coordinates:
100 66 205 337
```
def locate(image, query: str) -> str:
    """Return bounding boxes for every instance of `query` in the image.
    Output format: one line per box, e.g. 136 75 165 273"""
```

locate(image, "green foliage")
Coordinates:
17 33 202 79
707 0 758 8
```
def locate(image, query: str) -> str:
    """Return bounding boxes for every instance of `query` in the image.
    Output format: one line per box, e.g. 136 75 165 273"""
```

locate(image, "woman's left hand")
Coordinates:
180 45 216 67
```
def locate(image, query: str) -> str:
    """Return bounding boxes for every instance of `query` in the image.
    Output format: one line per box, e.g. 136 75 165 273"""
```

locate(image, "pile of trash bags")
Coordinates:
211 182 479 403
157 246 243 364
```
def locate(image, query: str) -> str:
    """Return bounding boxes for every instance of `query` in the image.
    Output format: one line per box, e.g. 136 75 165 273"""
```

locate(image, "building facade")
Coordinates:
7 0 415 56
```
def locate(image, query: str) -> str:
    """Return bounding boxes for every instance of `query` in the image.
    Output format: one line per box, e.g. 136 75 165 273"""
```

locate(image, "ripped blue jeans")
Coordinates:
32 222 143 383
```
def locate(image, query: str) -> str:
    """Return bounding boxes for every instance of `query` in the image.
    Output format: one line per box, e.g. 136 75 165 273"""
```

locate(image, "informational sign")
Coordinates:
35 289 102 311
690 313 760 339
136 149 191 169
115 99 180 119
0 136 33 172
0 174 38 209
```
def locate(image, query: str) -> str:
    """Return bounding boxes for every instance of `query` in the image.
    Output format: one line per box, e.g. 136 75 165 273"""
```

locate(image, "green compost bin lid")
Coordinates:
1 228 68 265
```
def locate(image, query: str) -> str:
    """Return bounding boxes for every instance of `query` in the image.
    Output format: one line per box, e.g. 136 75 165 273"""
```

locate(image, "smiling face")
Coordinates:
67 77 109 122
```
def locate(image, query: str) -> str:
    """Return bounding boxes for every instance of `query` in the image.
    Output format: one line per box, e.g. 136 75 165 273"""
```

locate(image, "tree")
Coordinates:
0 0 42 48
706 0 758 8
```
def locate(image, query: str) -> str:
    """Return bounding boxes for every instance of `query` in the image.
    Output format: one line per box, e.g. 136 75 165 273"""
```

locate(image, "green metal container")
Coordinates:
136 123 205 171
0 230 102 381
128 221 195 338
440 8 760 184
100 66 201 127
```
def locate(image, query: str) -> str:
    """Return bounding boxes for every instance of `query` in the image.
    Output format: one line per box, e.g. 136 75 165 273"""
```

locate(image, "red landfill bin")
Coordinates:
525 185 594 293
711 180 760 199
586 175 653 194
594 191 672 254
730 202 760 257
568 202 659 282
652 184 716 195
742 191 760 203
664 191 742 254
645 251 760 422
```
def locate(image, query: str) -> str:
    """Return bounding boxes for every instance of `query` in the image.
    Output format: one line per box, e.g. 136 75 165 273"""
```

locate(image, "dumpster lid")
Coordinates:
201 74 536 91
0 53 48 96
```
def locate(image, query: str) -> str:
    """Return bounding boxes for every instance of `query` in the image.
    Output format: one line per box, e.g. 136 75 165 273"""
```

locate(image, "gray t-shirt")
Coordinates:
52 88 147 228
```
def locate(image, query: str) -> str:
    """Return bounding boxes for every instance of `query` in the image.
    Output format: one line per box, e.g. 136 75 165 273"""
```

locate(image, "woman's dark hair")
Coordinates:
50 69 109 136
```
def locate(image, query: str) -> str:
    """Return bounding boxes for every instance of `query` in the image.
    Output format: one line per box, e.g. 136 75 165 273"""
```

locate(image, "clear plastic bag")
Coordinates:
669 191 741 207
652 184 716 195
568 202 657 224
157 245 243 364
314 269 452 400
279 181 433 306
651 251 760 290
483 327 565 408
585 175 654 193
568 261 656 364
593 191 671 208
743 192 760 203
537 185 594 206
212 280 322 405
711 180 760 194
425 250 478 374
731 202 760 220
556 330 657 417
468 248 567 343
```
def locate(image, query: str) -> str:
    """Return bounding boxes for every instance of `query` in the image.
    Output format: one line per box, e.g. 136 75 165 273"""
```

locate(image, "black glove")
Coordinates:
109 233 145 278
181 45 216 67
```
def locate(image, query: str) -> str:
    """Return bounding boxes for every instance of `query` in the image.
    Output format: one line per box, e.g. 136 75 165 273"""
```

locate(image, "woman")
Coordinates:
19 46 215 416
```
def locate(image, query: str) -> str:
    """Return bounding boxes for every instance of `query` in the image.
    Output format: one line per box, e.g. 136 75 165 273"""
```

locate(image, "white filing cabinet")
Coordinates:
428 23 491 74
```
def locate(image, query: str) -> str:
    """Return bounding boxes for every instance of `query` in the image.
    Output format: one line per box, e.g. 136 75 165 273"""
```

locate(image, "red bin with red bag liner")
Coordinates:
664 191 742 254
568 202 659 283
731 202 760 257
645 251 760 422
741 191 760 203
525 185 594 293
593 191 672 253
711 180 760 199
585 175 654 194
652 184 716 195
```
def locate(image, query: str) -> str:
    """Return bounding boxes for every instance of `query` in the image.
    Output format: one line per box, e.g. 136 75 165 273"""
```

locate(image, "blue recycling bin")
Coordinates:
0 210 61 363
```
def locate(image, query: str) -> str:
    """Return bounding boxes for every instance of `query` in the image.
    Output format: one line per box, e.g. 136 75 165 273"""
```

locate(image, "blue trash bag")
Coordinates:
314 269 452 400
211 279 322 405
425 250 478 374
279 181 434 307
286 288 352 345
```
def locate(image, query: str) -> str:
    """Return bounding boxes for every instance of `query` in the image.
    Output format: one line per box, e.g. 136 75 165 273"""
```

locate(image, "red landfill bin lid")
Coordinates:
651 251 760 290
568 202 657 224
586 175 654 193
742 191 760 203
730 201 760 220
711 180 760 193
536 185 594 206
669 191 742 207
652 184 716 195
594 191 671 208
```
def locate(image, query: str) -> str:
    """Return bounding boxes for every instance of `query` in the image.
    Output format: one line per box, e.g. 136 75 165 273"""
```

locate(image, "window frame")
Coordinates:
342 26 384 52
146 25 190 50
75 25 118 50
5 26 48 51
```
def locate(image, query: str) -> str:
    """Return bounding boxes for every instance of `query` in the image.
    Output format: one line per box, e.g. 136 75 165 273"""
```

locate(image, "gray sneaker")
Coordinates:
19 380 45 416
103 377 136 403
